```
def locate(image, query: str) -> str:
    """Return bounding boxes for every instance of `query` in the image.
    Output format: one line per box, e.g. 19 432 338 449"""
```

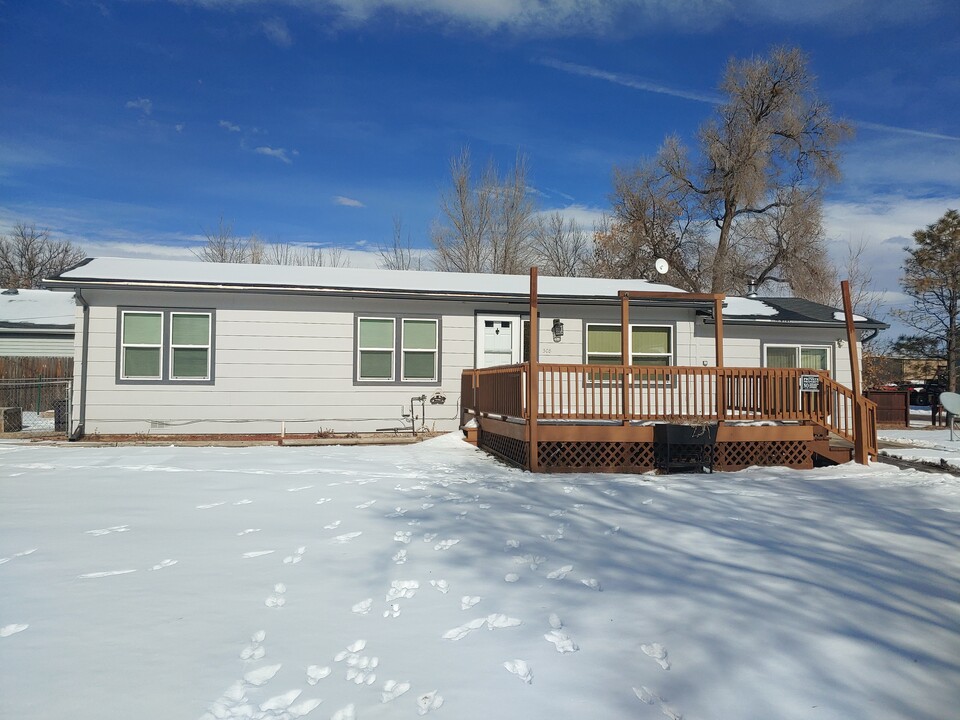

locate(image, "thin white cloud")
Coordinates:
125 98 153 115
333 195 365 207
219 120 241 132
538 203 607 231
537 58 719 104
254 146 293 164
181 1 938 35
854 121 960 143
262 17 293 46
175 123 185 133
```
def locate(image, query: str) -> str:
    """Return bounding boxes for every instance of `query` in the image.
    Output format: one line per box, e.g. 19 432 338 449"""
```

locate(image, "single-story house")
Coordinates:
0 288 76 380
43 258 886 441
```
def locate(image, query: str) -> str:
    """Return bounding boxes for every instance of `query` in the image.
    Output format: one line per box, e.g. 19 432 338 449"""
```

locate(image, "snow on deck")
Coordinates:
54 257 685 299
1 435 958 720
0 288 75 326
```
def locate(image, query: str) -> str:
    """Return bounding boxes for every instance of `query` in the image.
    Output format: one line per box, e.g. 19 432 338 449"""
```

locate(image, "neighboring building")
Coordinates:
44 258 886 438
0 288 76 377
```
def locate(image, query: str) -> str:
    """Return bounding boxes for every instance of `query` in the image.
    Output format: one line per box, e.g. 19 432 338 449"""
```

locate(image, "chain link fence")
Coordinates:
0 379 71 436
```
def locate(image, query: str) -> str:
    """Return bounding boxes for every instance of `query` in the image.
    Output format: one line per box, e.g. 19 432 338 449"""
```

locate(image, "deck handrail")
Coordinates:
464 363 878 456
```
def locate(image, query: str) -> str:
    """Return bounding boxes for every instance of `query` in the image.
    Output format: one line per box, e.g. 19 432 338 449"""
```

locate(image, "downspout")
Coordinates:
70 288 90 441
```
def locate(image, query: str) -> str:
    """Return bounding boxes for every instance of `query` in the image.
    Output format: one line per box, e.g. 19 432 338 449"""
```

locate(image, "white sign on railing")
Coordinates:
799 375 821 393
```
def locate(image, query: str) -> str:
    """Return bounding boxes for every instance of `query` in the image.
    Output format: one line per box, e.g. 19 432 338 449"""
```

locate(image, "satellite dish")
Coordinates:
655 258 669 275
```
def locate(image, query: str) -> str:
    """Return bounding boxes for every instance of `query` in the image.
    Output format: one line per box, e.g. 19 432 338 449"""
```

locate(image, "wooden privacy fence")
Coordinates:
463 363 877 456
0 356 73 380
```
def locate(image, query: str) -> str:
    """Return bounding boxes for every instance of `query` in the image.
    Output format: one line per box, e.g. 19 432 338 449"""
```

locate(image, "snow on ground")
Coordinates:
2 435 960 720
879 427 960 471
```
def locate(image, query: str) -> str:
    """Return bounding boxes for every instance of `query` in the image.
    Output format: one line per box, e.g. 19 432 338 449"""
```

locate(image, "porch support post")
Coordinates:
714 295 726 422
842 280 869 464
528 267 540 472
620 293 630 424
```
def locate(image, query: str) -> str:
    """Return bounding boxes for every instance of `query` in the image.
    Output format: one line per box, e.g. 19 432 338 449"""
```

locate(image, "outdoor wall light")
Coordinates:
552 318 564 342
836 338 846 348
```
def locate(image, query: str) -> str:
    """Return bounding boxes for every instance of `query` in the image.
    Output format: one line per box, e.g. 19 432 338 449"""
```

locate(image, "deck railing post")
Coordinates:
528 268 539 472
842 280 870 464
620 293 630 423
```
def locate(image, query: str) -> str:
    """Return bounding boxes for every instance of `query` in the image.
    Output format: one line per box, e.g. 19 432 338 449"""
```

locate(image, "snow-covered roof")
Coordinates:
719 297 779 317
0 288 75 329
47 257 690 303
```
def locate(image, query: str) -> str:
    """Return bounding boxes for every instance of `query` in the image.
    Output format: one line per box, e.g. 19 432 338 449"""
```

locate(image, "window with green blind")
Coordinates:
764 345 830 372
402 319 438 381
118 308 215 384
358 317 395 381
170 313 211 379
586 324 673 365
121 311 163 379
356 315 441 384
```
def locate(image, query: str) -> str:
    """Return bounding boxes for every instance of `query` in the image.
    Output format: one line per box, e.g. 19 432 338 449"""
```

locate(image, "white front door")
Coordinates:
476 316 522 368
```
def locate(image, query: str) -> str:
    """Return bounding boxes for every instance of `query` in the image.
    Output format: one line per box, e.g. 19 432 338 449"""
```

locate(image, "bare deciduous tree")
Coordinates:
0 223 85 288
195 219 349 268
432 147 535 274
605 47 851 295
378 216 423 271
194 219 265 264
531 211 589 277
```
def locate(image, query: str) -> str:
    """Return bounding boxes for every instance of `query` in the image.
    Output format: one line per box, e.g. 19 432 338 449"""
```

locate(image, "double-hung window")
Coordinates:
121 311 163 379
764 345 830 372
586 324 673 366
356 315 440 384
118 308 214 384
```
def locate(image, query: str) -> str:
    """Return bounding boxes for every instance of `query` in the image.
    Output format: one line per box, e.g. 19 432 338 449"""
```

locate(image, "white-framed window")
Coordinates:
356 315 441 384
585 324 673 366
357 317 396 381
117 308 215 384
401 318 438 382
121 311 163 379
170 312 212 380
764 344 831 372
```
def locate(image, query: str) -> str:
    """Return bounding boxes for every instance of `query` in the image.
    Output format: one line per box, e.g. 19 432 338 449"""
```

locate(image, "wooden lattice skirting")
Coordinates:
477 437 813 473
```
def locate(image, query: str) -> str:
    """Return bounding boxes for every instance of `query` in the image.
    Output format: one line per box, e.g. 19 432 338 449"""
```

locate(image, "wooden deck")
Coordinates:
461 364 878 473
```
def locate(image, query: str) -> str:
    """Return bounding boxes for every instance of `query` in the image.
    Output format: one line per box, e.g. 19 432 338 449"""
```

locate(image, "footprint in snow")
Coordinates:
233 499 252 505
237 528 261 536
633 686 683 719
504 573 520 583
288 697 323 716
604 525 621 535
460 595 481 610
381 679 411 703
383 603 401 618
546 565 573 580
331 531 362 544
385 507 407 517
306 665 331 684
393 531 412 544
241 630 267 660
324 520 342 530
85 525 130 536
14 548 37 557
150 559 177 571
287 485 313 492
260 689 301 712
196 502 226 509
385 580 419 601
265 583 287 608
443 614 521 640
244 663 281 686
352 598 373 615
505 539 521 549
544 629 579 653
242 550 275 559
642 499 654 505
503 659 533 684
354 500 376 509
283 546 306 564
392 549 408 565
641 642 671 670
331 703 355 720
78 569 137 578
581 578 602 591
417 691 444 715
433 538 460 551
315 498 331 505
0 623 29 637
430 579 450 593
422 533 438 543
549 613 563 629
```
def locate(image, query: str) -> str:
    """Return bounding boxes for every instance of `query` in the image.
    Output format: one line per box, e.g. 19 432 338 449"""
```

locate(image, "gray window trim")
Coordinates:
353 312 442 387
582 322 676 364
116 306 217 386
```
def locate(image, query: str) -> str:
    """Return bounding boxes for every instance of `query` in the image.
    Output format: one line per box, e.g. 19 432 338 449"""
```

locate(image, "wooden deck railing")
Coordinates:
463 363 877 456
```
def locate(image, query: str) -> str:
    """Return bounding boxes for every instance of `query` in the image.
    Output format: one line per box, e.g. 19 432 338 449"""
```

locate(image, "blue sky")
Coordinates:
2 0 959 320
